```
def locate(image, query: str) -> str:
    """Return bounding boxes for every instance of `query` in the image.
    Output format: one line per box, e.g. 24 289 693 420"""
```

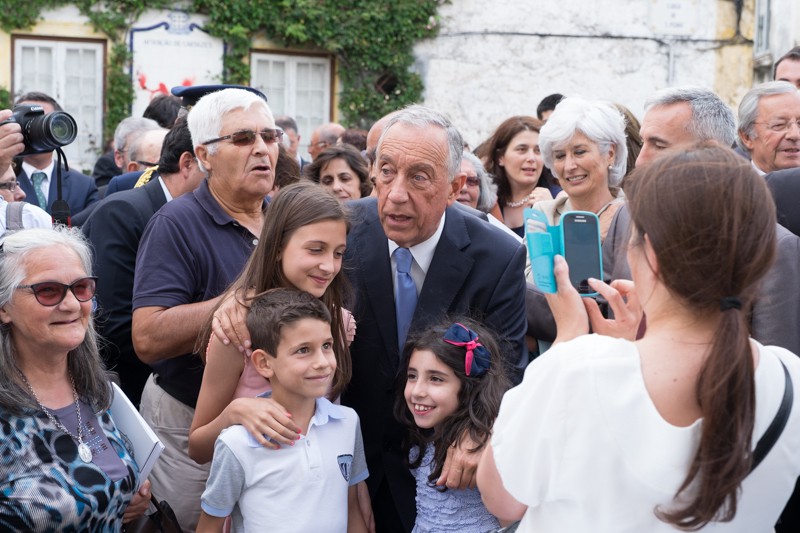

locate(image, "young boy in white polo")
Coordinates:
197 289 369 532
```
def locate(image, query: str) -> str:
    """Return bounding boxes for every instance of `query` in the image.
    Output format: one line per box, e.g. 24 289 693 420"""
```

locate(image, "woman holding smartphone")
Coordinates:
534 97 627 241
478 146 800 532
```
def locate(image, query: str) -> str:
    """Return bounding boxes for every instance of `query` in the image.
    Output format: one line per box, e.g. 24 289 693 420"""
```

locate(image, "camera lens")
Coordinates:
49 114 77 144
25 111 78 152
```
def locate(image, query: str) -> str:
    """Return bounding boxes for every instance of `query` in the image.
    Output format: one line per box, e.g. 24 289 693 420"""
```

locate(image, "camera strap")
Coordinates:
51 147 71 227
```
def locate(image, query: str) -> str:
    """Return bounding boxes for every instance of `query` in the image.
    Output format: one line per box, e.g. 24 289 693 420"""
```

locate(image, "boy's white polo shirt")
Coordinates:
201 395 368 532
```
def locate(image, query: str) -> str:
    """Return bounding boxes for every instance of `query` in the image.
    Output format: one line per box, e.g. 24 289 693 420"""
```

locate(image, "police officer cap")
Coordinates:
170 85 267 108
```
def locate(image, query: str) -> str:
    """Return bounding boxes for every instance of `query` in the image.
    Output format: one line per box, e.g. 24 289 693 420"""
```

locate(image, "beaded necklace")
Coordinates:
17 369 93 463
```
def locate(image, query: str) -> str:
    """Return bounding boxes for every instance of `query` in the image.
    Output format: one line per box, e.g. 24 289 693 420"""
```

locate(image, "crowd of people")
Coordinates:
0 45 798 532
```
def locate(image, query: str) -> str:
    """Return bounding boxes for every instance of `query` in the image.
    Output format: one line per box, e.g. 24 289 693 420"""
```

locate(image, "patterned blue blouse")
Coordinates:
0 402 139 532
410 444 500 533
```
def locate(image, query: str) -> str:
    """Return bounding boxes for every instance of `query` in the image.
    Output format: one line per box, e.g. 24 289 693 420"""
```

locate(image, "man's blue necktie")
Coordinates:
393 247 418 351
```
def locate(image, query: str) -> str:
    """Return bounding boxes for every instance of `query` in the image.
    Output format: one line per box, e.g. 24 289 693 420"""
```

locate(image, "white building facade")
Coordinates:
413 0 758 147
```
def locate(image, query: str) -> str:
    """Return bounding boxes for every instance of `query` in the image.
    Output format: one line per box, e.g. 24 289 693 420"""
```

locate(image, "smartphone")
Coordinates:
561 211 603 297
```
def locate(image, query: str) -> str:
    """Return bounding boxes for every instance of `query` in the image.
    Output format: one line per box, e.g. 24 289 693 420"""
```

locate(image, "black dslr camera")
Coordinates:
1 104 77 155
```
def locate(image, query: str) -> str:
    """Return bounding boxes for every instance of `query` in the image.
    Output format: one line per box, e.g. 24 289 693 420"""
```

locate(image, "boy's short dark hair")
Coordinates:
246 288 331 356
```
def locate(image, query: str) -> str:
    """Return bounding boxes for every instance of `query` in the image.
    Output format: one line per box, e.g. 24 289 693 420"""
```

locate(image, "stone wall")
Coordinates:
413 0 754 148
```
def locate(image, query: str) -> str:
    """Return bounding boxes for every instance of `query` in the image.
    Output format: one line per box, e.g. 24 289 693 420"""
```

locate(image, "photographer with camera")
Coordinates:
12 92 98 220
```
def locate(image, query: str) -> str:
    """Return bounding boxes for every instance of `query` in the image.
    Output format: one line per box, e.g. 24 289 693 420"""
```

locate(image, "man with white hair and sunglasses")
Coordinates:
131 87 277 531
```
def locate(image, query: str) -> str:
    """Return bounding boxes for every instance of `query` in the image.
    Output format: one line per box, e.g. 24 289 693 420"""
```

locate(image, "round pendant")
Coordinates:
78 442 93 463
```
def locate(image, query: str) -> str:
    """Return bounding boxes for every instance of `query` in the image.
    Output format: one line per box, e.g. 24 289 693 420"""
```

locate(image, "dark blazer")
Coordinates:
81 178 168 406
341 197 527 532
603 204 800 355
18 165 99 218
105 171 144 196
766 167 800 237
91 150 122 188
71 171 146 226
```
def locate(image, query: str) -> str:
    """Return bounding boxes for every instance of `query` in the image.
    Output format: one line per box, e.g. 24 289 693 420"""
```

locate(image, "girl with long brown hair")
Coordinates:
478 146 800 531
188 181 354 464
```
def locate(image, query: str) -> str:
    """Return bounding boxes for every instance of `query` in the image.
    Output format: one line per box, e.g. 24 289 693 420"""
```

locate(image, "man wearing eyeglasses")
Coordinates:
737 81 800 175
0 163 51 230
131 87 273 532
308 122 345 160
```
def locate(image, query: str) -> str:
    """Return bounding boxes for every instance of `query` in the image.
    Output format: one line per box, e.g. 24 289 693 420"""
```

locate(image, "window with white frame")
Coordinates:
13 38 105 173
250 51 332 159
755 0 770 55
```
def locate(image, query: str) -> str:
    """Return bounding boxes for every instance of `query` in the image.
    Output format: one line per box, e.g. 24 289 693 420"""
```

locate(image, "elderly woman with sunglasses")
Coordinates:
0 227 150 530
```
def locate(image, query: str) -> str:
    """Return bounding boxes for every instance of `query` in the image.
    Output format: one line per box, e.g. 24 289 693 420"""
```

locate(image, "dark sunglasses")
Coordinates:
202 128 284 147
16 277 98 306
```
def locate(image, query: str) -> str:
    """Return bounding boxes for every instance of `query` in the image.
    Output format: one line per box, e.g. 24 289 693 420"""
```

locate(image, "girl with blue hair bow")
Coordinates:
394 319 512 532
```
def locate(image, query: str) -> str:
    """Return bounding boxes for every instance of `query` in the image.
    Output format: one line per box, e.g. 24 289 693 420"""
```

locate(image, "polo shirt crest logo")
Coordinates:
337 454 353 482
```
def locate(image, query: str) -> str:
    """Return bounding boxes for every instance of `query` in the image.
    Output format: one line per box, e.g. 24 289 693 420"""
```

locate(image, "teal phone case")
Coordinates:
524 209 602 297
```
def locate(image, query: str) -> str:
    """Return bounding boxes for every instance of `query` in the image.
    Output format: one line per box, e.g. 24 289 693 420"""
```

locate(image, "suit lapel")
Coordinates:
143 177 168 215
413 206 473 329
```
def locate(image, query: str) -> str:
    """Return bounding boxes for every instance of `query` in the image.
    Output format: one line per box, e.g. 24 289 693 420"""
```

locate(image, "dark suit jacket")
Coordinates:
105 171 144 196
603 204 800 355
73 171 147 226
766 167 800 237
341 197 527 531
91 150 122 188
18 165 99 218
82 178 168 406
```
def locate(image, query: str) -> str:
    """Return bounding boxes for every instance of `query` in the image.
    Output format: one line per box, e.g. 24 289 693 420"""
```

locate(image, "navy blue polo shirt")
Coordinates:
132 179 261 408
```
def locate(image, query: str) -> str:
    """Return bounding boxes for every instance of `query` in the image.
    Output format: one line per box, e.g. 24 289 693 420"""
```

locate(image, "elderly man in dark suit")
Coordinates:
13 92 99 219
342 105 528 532
82 117 204 406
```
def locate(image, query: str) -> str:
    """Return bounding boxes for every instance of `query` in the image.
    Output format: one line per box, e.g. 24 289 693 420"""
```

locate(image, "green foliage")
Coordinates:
0 87 11 109
0 0 60 32
1 0 442 134
242 0 442 126
105 44 134 141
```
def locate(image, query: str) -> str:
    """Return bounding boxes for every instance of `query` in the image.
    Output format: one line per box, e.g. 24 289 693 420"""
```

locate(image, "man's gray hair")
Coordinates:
645 87 736 148
461 151 497 212
129 127 168 163
736 81 798 153
113 116 160 156
378 105 464 180
314 123 345 146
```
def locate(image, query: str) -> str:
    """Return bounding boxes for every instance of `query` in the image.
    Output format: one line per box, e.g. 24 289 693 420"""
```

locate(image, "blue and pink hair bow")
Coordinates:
443 323 491 377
